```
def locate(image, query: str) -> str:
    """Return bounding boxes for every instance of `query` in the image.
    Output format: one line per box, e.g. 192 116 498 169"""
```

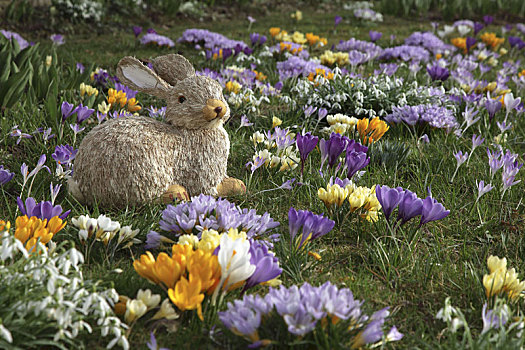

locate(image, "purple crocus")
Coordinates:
481 303 508 334
318 108 328 121
288 207 335 249
466 37 476 53
485 97 501 120
303 105 317 119
474 22 484 35
0 165 15 185
52 144 78 166
483 15 494 25
319 133 348 169
427 63 450 81
76 63 85 73
420 196 450 226
17 197 70 221
334 16 342 27
75 103 95 124
345 150 370 178
369 30 382 43
296 131 319 175
132 26 143 38
375 185 404 222
397 190 424 225
508 36 525 49
476 180 494 201
50 34 65 45
61 101 75 122
243 239 282 292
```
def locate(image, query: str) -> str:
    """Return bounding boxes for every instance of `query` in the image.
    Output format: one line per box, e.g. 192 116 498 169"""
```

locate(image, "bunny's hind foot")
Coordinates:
161 184 190 204
216 177 246 197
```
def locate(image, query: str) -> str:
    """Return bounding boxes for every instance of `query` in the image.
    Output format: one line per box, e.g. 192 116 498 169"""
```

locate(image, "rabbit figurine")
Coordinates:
68 54 246 207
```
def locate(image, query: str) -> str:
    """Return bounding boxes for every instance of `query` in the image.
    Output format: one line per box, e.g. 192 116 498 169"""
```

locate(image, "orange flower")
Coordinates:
127 98 141 112
481 32 505 50
14 215 65 252
357 117 389 144
269 27 281 37
451 37 467 54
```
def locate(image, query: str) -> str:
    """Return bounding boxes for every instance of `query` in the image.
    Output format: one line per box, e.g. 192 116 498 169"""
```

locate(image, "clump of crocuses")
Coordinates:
375 185 450 227
219 281 403 348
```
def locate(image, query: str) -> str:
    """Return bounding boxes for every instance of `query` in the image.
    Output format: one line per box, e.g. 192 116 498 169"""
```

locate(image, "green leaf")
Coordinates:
1 68 31 108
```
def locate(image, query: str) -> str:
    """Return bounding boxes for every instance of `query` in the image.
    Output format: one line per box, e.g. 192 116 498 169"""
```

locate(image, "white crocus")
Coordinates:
212 234 256 304
152 298 179 320
124 299 147 323
136 289 161 310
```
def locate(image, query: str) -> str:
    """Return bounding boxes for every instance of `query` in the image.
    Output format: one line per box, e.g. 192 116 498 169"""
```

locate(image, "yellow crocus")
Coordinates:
269 27 281 37
318 184 349 208
272 116 282 128
153 252 184 289
168 275 205 321
127 98 141 112
187 250 221 293
0 220 10 231
487 255 507 274
133 251 160 284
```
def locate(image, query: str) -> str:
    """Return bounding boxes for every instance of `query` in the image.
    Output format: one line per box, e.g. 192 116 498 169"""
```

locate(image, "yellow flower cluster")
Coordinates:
306 33 327 47
80 83 98 97
451 37 467 54
107 88 141 112
133 229 246 320
323 114 359 135
290 10 302 21
483 255 525 301
481 32 505 50
212 49 223 60
320 50 349 66
279 42 303 55
253 70 267 81
307 68 334 83
14 215 66 252
225 81 242 94
356 117 389 145
318 183 381 221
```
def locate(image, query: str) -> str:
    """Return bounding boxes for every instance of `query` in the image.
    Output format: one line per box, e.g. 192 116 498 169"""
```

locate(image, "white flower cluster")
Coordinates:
72 214 141 248
250 128 299 172
322 113 359 135
228 88 270 113
0 231 128 348
52 0 104 21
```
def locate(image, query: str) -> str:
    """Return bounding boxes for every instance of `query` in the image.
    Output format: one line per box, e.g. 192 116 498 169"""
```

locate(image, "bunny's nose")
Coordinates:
203 99 227 121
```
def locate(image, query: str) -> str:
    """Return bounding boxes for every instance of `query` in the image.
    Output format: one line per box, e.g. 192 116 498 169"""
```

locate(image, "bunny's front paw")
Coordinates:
162 184 190 203
216 177 246 197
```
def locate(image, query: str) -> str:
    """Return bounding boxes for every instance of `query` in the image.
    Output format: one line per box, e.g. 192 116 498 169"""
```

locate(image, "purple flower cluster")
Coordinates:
139 33 175 47
385 104 458 130
276 56 331 80
319 133 369 177
288 208 335 249
487 148 523 193
61 101 95 124
178 29 249 52
219 281 402 347
249 33 267 46
404 31 454 54
17 197 70 221
379 45 430 62
91 68 116 88
375 185 450 226
0 165 14 185
0 29 30 49
146 194 280 249
336 37 383 58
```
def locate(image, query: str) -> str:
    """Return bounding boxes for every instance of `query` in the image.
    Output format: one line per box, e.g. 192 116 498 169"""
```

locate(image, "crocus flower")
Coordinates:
397 190 424 225
420 196 450 226
303 105 317 119
28 154 50 178
318 108 328 121
369 30 382 43
288 207 335 249
483 15 493 25
146 332 169 350
319 133 348 169
375 185 404 222
75 103 95 124
0 166 14 185
481 303 509 334
474 22 484 35
427 63 450 81
485 97 501 120
334 16 342 27
50 34 64 45
345 150 370 178
476 180 494 201
76 62 85 73
503 93 521 118
240 115 253 127
52 144 78 166
61 101 75 122
466 37 476 53
132 26 143 38
243 239 282 292
296 131 319 174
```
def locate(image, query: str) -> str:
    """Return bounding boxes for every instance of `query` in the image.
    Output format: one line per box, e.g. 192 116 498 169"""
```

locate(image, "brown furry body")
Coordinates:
72 116 229 207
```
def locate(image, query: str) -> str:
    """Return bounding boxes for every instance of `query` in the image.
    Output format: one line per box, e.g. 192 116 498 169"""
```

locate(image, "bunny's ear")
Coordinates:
116 56 171 98
153 54 196 86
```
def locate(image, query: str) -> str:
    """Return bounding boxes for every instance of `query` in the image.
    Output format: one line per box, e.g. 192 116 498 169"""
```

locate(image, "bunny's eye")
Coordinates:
178 96 186 103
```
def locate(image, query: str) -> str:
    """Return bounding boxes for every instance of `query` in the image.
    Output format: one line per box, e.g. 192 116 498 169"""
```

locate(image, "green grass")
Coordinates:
1 4 525 349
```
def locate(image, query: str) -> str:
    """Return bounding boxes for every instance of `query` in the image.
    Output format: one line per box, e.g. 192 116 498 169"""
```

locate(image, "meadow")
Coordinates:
1 1 525 349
